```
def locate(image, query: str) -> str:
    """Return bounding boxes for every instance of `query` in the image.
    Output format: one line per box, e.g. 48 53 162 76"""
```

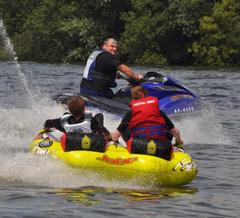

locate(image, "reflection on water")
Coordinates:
56 187 100 206
55 186 198 206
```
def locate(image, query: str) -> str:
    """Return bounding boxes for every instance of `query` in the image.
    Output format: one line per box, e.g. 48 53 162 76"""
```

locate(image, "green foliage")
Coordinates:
0 0 130 62
190 0 240 66
120 0 212 65
59 17 97 62
0 0 41 36
0 0 240 66
135 50 168 65
0 46 11 60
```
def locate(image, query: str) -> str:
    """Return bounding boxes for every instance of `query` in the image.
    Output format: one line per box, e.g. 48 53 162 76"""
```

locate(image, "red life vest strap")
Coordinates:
61 133 67 151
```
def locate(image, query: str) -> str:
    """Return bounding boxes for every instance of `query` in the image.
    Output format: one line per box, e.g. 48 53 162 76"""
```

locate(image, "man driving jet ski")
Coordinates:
80 38 142 98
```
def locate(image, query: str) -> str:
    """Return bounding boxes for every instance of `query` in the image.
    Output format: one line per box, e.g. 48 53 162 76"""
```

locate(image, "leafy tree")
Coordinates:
0 0 41 60
0 0 131 62
0 1 40 34
191 0 240 66
120 0 212 65
58 0 131 62
1 0 240 66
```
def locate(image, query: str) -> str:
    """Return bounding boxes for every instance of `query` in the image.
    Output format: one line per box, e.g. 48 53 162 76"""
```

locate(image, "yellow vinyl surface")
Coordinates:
29 130 198 187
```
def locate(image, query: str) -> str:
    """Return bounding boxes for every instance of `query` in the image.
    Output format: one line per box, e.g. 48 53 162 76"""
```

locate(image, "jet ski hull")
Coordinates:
54 72 204 118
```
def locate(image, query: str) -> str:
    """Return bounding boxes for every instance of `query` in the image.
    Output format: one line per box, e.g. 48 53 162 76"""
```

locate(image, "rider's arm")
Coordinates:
171 127 184 145
159 110 174 129
117 111 132 133
91 113 111 138
91 113 104 132
44 118 64 132
111 111 132 141
118 64 142 81
159 110 183 145
111 130 121 142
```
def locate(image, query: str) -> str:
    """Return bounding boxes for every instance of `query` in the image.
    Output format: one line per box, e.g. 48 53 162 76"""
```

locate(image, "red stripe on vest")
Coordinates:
61 133 67 151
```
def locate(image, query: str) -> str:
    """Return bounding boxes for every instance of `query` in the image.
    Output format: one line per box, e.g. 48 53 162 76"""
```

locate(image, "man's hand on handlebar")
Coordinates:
135 74 143 81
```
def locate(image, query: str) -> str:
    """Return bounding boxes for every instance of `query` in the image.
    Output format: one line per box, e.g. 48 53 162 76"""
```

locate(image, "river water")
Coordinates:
0 60 239 217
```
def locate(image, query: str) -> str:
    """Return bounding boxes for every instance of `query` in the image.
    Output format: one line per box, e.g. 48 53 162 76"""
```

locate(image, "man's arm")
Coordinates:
44 118 64 132
159 110 183 145
91 113 104 132
159 110 174 129
111 111 132 141
118 64 142 81
171 127 184 145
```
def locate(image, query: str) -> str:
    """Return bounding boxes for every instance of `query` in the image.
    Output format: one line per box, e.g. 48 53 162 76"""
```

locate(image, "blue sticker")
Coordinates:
38 140 53 148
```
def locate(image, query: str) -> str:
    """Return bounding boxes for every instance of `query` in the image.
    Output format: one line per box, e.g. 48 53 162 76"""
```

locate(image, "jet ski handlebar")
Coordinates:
117 71 166 85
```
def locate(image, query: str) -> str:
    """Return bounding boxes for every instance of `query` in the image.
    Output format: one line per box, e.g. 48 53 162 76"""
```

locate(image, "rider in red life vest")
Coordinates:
111 85 184 152
128 95 168 140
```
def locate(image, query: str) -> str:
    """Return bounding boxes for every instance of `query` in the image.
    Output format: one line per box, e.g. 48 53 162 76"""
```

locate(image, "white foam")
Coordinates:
0 97 230 188
173 105 231 145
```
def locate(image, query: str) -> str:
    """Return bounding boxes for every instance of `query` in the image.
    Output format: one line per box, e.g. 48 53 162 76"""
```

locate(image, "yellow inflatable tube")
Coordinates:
29 129 198 187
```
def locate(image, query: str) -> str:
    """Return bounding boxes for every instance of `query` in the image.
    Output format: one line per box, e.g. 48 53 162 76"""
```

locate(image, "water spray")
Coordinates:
0 18 33 107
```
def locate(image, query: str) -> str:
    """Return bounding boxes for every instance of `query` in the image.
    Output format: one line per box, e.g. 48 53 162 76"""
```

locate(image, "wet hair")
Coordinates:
131 85 148 100
67 96 85 117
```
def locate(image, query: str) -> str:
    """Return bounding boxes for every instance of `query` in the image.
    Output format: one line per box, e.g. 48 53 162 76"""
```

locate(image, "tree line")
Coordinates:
0 0 240 66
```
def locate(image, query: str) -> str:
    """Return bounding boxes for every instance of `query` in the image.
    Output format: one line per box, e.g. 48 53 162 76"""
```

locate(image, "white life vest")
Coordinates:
83 50 104 80
60 112 92 133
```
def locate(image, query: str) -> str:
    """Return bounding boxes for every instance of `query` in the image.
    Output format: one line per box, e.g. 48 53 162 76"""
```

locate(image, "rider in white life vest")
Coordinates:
44 96 109 137
80 38 143 98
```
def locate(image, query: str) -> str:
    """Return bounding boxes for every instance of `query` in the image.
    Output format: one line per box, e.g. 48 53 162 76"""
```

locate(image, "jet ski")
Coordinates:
54 72 203 118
